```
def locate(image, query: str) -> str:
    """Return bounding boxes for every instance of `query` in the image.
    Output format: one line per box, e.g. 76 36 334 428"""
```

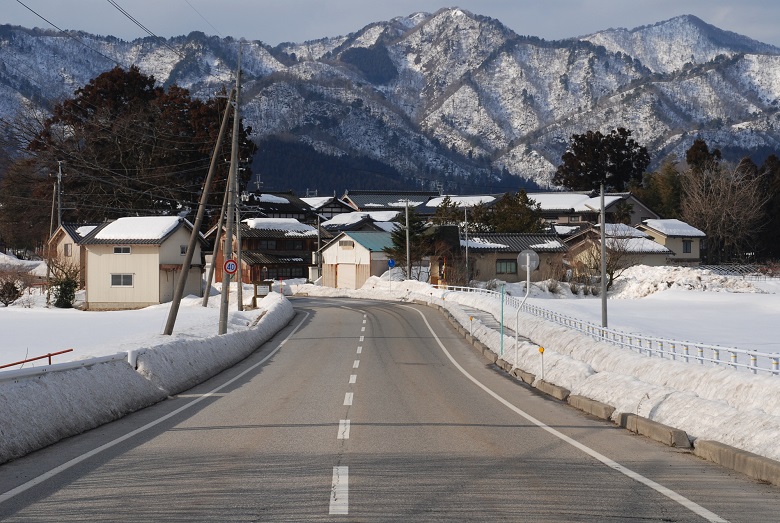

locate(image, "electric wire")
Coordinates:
183 0 224 38
106 0 186 60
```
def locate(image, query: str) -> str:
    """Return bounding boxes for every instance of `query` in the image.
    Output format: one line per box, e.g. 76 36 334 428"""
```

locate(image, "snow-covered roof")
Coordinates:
322 211 399 227
527 192 623 212
93 216 185 241
642 219 705 237
462 237 509 249
603 223 647 238
387 200 424 207
426 195 496 208
607 237 673 254
75 225 97 237
253 194 289 204
301 196 334 209
243 218 318 237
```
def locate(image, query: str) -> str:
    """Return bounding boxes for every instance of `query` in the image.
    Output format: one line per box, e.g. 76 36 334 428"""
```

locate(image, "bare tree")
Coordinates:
680 160 768 263
572 235 643 290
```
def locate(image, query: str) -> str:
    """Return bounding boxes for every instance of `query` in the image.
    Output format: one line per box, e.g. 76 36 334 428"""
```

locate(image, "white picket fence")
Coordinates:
435 285 779 377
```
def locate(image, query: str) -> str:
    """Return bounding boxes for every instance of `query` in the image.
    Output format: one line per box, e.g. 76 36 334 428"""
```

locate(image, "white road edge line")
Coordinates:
338 419 351 440
329 466 349 515
0 311 312 506
402 306 728 523
344 392 354 406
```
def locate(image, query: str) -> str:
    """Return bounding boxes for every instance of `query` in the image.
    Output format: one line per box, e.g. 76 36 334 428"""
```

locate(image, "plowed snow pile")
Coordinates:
610 266 763 299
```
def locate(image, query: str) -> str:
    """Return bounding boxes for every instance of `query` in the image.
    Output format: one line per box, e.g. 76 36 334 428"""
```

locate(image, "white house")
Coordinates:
320 231 393 289
81 217 205 310
637 219 706 266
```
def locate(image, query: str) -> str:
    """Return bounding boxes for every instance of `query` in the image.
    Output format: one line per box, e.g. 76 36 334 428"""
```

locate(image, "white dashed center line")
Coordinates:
329 466 349 515
349 374 357 384
344 392 353 406
338 420 351 440
353 360 360 369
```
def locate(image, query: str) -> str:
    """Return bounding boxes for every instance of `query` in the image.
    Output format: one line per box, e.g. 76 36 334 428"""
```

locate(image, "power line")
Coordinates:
13 0 126 68
106 0 186 60
184 0 224 38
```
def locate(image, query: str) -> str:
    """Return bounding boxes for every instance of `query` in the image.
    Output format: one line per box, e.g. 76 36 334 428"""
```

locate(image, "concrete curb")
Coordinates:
534 379 570 401
617 413 691 448
694 440 780 487
568 394 615 421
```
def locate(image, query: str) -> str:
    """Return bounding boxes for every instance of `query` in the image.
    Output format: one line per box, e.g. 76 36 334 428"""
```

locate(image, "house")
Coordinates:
321 211 400 233
80 217 205 310
341 190 440 215
47 223 100 288
320 231 394 289
241 191 318 223
636 219 705 266
213 218 331 284
462 232 568 283
564 223 673 275
527 191 659 226
300 195 355 220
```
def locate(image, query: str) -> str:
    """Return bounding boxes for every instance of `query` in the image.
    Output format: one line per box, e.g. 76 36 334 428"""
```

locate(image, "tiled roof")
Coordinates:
342 190 438 212
80 217 202 245
463 233 567 253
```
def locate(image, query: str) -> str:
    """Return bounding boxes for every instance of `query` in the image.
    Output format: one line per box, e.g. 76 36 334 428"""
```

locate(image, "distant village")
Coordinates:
45 188 704 310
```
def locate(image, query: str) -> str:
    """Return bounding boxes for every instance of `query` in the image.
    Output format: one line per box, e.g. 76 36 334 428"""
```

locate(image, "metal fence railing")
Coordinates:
434 284 779 377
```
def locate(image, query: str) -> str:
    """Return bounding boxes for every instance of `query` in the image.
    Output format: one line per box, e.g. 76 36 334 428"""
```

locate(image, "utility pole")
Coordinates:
219 42 242 335
163 88 234 335
405 199 411 280
235 184 244 311
56 161 64 228
464 206 469 284
600 182 608 328
202 187 229 307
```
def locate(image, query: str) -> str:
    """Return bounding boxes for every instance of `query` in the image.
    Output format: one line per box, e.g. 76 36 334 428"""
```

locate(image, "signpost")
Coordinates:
515 249 539 368
224 259 238 275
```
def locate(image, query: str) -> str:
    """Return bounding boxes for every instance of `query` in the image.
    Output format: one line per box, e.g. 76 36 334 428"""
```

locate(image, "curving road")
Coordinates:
2 297 780 522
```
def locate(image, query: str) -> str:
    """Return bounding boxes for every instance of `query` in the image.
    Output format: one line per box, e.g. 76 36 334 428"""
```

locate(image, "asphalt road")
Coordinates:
2 297 780 522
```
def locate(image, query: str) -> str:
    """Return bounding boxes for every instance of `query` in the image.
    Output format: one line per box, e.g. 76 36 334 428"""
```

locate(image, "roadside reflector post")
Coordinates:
539 346 545 381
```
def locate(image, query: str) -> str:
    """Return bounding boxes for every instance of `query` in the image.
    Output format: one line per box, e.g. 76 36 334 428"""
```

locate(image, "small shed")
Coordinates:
321 231 394 289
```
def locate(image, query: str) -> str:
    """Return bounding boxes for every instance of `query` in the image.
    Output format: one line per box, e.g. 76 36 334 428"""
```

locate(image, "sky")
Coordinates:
6 0 780 48
2 253 780 472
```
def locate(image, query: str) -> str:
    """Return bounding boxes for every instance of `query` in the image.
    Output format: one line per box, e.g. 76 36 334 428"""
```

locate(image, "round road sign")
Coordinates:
223 259 238 275
518 249 539 271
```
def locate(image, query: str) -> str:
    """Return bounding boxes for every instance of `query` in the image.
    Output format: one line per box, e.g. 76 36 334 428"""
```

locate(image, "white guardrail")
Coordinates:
434 285 779 377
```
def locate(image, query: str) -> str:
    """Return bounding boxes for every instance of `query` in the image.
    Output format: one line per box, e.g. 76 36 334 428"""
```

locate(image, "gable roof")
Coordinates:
342 190 439 212
425 195 497 208
242 218 319 237
462 233 567 253
526 191 625 212
49 223 101 245
641 219 705 237
81 217 202 245
324 231 394 253
243 191 315 216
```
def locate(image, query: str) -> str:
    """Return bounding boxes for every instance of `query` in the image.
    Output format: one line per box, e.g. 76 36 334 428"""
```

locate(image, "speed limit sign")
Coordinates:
223 259 238 275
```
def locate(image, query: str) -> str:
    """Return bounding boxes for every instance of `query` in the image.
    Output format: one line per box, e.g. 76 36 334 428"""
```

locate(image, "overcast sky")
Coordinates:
6 0 780 48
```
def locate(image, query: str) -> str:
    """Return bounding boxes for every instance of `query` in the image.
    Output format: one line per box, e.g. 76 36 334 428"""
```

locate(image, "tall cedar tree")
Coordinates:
553 128 650 192
0 66 255 249
489 190 544 233
385 206 429 279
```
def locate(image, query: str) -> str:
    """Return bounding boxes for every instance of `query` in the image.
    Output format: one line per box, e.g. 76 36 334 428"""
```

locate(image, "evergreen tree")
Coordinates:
385 206 429 279
553 128 649 191
489 190 544 233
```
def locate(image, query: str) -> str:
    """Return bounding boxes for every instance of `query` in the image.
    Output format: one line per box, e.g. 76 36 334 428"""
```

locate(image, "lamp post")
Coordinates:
600 182 608 328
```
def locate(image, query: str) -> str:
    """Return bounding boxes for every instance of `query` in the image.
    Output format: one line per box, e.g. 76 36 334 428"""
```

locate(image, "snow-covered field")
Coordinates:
2 252 780 466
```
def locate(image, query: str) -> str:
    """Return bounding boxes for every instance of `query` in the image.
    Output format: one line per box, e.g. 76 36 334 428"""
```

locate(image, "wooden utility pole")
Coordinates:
219 42 242 335
162 88 234 335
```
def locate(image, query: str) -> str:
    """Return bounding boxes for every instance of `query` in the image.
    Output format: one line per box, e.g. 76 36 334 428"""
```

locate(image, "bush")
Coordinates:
52 276 78 308
0 280 21 306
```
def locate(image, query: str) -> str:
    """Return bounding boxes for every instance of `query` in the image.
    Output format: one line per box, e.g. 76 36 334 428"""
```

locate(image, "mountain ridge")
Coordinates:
2 9 779 194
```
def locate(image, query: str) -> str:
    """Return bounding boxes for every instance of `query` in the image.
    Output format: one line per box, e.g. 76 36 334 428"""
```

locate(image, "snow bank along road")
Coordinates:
3 298 780 521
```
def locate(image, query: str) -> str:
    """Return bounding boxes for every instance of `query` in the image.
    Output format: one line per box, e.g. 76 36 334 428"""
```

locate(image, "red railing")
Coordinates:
0 349 74 370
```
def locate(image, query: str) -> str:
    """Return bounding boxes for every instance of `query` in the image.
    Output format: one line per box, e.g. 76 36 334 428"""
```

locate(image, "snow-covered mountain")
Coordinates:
2 9 780 191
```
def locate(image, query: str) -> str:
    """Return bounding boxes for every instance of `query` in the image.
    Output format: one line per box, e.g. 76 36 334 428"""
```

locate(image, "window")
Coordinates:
258 240 277 250
180 245 187 255
682 239 692 254
339 240 354 249
496 259 517 274
113 246 131 254
288 240 304 250
64 243 73 257
567 216 579 223
111 274 133 287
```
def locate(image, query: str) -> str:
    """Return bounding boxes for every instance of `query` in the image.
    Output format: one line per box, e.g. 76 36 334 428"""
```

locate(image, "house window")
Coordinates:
288 240 304 250
111 274 134 287
496 259 517 274
568 216 579 223
258 240 277 250
339 240 354 249
113 246 131 254
180 245 187 255
682 239 692 254
64 243 73 257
